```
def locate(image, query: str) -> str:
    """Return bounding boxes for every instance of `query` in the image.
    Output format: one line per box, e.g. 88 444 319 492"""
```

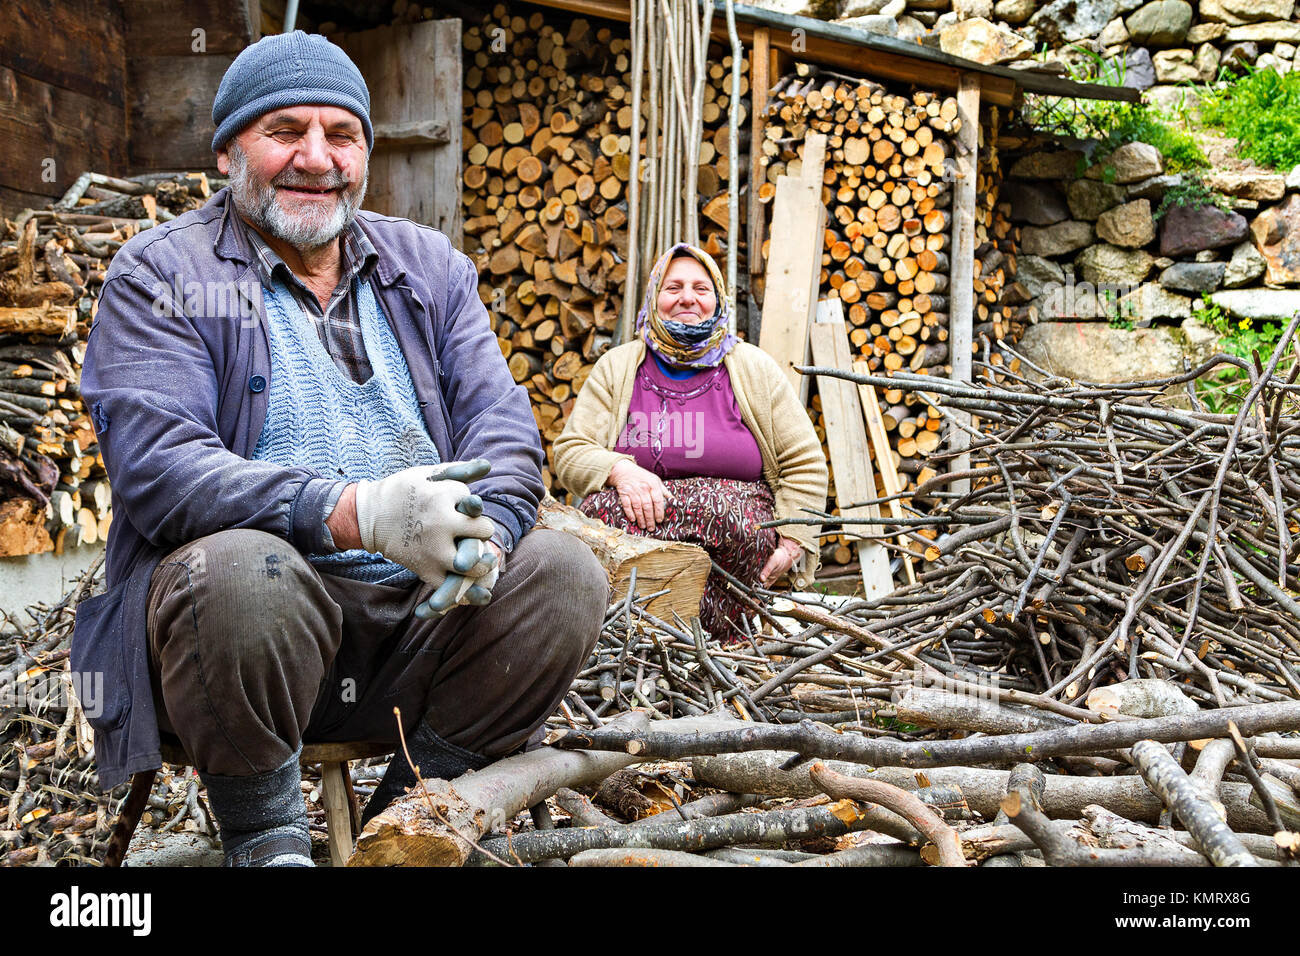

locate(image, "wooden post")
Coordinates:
758 132 827 404
948 73 980 498
748 25 771 283
810 298 894 601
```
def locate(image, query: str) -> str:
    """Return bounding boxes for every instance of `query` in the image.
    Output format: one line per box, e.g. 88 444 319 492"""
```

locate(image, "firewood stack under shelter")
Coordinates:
0 173 213 557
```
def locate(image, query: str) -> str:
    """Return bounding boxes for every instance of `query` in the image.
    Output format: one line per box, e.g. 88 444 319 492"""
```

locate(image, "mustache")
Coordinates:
272 169 352 190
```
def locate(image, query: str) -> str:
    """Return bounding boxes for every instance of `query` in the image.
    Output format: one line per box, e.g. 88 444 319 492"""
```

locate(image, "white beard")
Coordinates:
227 142 368 251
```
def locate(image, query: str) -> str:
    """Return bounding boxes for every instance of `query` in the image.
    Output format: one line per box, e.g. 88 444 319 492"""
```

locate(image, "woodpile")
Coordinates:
0 172 213 557
758 65 1025 566
459 7 747 490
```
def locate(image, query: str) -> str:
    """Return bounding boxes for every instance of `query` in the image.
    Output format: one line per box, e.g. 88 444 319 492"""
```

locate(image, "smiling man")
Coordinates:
73 32 607 867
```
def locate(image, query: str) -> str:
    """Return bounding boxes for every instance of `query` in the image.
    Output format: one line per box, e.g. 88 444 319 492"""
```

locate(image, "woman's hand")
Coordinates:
607 459 672 531
759 536 803 587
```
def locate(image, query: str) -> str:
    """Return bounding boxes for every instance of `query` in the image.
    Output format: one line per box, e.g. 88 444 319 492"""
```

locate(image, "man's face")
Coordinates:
217 105 368 251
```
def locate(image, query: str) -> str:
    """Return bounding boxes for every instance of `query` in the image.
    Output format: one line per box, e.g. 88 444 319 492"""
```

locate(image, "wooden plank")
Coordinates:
0 66 128 201
122 0 256 56
337 20 463 242
0 0 126 106
810 300 892 601
127 54 233 172
948 73 979 497
758 132 827 405
853 363 916 586
747 26 770 280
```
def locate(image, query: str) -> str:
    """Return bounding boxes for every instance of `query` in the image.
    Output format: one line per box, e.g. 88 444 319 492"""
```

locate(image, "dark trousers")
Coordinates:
145 527 608 776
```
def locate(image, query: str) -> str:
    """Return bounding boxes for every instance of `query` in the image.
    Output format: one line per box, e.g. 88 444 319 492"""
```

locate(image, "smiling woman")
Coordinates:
553 243 829 641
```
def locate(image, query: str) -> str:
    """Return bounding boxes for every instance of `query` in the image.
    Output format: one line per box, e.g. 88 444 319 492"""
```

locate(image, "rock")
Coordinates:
1099 17 1130 48
1222 42 1259 72
1028 0 1118 46
1003 181 1070 224
1142 84 1200 113
1010 149 1087 180
1222 242 1265 288
739 0 819 15
1250 194 1300 285
1225 22 1300 43
839 0 895 14
1068 179 1127 220
1201 0 1295 25
994 0 1037 23
1211 288 1300 321
1087 142 1164 184
954 0 995 17
1159 261 1226 292
1153 48 1198 81
1186 22 1227 43
1122 47 1157 88
1125 1 1192 47
1194 43 1222 80
1126 173 1182 201
1021 220 1094 256
1256 52 1290 75
1277 42 1297 61
1039 279 1110 320
1194 250 1221 263
908 0 953 7
1096 198 1156 248
934 11 961 29
1286 165 1300 192
1119 282 1193 322
1203 170 1287 202
1153 256 1174 269
836 14 901 35
1159 204 1249 257
896 15 928 40
911 10 942 24
1076 243 1156 285
1017 321 1204 383
1014 254 1066 299
939 17 1034 63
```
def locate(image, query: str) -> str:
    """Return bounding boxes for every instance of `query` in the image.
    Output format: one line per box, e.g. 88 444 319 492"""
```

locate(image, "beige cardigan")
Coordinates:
552 339 829 587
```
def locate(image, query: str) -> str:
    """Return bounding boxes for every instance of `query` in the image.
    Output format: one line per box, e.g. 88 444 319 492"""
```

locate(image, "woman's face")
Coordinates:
657 256 718 326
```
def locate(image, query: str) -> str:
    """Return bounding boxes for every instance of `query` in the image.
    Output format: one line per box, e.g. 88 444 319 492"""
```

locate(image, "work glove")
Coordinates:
354 460 498 612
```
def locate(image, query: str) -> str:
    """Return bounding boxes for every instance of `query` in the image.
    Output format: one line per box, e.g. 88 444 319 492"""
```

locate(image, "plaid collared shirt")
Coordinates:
236 213 380 383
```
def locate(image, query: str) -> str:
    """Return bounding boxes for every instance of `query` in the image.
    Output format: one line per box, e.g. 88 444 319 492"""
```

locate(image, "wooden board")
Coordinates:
337 20 463 243
1 0 127 105
810 299 893 601
747 26 770 281
947 73 980 496
122 0 259 56
853 363 917 586
759 132 827 404
127 54 233 172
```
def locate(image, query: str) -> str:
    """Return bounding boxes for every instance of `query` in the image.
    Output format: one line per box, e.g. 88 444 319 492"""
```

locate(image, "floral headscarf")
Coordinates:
636 243 737 369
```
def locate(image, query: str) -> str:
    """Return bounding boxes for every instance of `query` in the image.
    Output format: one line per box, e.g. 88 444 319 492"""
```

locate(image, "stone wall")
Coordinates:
997 130 1300 381
749 0 1299 93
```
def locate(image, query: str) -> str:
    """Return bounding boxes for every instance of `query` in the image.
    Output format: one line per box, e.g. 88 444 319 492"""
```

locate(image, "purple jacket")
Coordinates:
72 188 544 789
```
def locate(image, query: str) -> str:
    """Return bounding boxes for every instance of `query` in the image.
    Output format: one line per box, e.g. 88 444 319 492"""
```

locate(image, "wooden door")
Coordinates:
336 19 463 246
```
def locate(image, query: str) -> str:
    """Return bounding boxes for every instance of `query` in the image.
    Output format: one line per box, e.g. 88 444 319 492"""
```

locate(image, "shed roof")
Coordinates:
518 0 1141 107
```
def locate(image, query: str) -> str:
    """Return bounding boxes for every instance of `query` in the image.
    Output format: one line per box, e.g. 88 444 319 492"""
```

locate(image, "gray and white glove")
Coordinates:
354 460 497 607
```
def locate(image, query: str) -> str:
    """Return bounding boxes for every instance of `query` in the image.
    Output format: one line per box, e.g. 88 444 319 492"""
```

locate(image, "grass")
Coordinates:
1191 293 1294 415
1201 66 1300 172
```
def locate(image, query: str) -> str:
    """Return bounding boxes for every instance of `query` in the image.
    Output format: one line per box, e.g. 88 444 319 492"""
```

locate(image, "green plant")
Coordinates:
1201 66 1300 171
1022 45 1207 174
1154 173 1233 220
1191 294 1292 414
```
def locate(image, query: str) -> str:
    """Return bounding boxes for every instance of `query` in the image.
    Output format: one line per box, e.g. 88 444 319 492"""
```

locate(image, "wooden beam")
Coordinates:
811 300 893 602
372 121 451 147
947 72 980 497
758 132 827 405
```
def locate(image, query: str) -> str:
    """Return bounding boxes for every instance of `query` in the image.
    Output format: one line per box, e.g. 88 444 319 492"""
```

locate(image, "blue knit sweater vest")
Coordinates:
252 276 440 584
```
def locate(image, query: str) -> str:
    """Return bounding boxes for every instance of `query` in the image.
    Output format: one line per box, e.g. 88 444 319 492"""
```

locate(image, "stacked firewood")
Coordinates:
0 172 212 556
760 66 1024 565
460 7 746 490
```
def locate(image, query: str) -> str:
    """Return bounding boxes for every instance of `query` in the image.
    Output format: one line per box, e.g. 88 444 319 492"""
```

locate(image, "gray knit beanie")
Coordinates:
211 31 373 152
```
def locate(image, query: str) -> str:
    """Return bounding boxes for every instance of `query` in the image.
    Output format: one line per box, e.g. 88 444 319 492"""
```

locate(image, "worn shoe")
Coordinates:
200 748 314 867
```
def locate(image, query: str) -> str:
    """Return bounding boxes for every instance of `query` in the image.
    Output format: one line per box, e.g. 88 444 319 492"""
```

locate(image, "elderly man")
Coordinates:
72 31 608 866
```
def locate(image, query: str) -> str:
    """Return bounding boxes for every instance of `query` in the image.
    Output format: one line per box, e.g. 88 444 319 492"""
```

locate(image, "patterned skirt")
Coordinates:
579 477 779 641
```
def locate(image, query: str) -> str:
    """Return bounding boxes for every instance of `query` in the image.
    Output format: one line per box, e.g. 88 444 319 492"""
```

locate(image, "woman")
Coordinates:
553 243 828 640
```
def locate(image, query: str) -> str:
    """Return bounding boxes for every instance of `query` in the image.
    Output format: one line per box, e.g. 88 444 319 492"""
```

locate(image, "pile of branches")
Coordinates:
0 557 129 865
350 325 1300 866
